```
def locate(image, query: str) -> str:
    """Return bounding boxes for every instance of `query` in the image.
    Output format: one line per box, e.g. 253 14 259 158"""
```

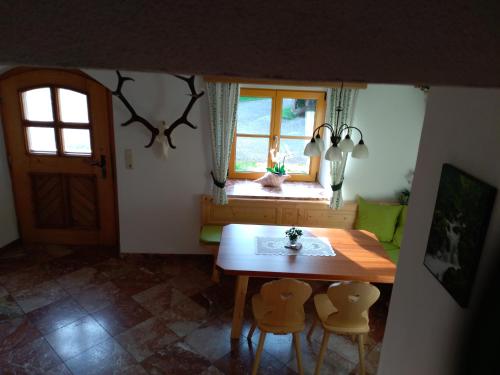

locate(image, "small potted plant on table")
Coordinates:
285 226 303 250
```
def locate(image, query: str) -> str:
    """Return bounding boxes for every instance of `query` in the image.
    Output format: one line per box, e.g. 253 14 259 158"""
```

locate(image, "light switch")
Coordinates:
124 149 133 169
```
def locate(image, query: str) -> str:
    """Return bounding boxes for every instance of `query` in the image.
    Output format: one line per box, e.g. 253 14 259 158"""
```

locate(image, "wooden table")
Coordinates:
216 224 397 339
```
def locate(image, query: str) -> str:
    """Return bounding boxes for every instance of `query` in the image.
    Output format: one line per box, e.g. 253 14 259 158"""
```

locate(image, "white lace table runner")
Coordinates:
255 236 336 256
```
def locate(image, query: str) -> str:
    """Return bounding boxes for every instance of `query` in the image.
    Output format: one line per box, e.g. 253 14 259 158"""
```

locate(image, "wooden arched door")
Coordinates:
0 68 118 246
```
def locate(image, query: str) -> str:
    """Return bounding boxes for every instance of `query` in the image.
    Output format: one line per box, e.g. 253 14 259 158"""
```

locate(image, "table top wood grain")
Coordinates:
216 224 396 284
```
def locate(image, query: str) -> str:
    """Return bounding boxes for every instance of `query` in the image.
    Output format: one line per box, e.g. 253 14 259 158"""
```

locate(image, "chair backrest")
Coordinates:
260 278 312 328
325 281 380 326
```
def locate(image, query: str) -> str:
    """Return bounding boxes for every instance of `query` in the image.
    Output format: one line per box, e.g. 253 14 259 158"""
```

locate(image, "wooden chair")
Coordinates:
248 278 312 375
308 281 380 375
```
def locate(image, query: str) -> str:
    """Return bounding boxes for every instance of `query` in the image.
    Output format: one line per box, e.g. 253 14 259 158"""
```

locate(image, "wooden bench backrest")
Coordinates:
201 195 358 229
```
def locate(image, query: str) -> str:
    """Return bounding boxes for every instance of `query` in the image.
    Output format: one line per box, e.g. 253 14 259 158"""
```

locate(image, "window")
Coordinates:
21 87 92 156
229 88 326 181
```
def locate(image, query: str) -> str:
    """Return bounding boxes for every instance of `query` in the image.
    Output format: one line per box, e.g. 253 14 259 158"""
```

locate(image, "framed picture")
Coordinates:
423 164 497 307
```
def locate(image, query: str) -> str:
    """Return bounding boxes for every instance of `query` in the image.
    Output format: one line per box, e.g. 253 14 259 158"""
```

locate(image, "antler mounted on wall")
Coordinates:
112 70 205 148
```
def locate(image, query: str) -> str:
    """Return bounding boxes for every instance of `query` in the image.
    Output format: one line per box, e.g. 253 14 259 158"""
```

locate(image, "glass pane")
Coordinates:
26 127 57 153
22 88 54 121
279 138 310 174
234 137 269 172
280 98 317 137
58 89 89 123
236 96 272 135
62 128 92 155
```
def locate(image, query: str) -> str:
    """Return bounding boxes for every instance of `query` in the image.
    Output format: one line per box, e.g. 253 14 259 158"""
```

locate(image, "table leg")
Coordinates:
231 275 249 339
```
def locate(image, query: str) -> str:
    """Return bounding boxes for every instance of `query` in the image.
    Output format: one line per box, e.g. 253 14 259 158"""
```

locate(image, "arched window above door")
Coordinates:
21 86 92 156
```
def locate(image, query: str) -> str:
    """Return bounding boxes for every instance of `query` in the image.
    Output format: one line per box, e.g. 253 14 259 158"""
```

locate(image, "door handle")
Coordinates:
87 155 107 178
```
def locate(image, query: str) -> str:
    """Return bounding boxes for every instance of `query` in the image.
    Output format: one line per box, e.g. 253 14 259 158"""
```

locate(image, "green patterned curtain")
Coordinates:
207 82 240 205
325 87 358 209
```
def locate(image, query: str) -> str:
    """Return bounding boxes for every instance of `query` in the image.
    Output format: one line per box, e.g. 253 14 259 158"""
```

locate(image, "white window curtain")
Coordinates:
325 87 358 209
207 82 240 205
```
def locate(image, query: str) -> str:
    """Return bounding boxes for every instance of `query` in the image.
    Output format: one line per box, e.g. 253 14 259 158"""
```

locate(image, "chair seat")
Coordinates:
200 225 223 245
314 294 370 334
252 294 305 334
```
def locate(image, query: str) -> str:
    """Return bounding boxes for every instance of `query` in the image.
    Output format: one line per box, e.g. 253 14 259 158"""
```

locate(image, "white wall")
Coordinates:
83 69 212 253
0 67 425 253
379 87 500 374
319 84 425 201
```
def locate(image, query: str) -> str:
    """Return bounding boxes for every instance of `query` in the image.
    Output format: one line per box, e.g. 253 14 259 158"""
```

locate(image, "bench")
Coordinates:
200 195 404 282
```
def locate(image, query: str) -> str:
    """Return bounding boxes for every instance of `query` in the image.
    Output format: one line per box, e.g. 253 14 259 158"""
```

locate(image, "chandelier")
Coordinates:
303 82 368 162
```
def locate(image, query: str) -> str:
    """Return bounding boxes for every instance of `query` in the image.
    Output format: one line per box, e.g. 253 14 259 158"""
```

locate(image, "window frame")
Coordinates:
18 85 94 158
229 88 326 182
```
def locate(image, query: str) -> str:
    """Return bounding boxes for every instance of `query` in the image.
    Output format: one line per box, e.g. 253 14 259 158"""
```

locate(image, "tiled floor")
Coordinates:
0 244 392 374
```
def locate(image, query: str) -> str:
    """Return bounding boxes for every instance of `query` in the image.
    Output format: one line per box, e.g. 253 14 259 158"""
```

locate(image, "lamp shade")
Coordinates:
338 135 354 152
304 139 321 156
315 135 325 153
352 140 369 159
325 145 343 162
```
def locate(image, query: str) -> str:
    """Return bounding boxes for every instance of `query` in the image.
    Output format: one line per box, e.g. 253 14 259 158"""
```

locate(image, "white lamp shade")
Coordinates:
338 137 354 152
304 140 321 156
352 142 369 158
325 145 343 162
316 137 325 153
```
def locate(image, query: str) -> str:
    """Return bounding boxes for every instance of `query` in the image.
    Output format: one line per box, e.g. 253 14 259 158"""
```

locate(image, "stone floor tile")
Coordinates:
72 280 124 313
92 297 152 336
0 265 52 294
0 285 9 298
0 317 41 354
141 341 214 375
161 295 209 337
0 295 24 322
313 332 361 364
65 338 145 375
112 267 163 296
27 296 88 335
349 342 382 375
0 247 390 373
184 318 236 362
0 337 62 374
116 316 178 362
287 336 356 375
45 315 111 361
213 339 295 375
93 257 138 280
12 280 68 313
166 267 214 296
56 267 109 294
190 281 235 318
132 283 189 315
45 363 73 375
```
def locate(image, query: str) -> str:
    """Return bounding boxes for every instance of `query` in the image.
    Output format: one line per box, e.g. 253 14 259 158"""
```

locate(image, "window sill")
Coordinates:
226 179 329 201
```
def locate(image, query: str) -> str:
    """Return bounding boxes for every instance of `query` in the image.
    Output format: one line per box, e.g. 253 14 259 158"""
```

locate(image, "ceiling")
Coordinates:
0 0 499 87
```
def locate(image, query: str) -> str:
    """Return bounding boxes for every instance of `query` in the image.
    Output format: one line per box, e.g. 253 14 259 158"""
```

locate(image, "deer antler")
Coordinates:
164 75 204 149
112 70 159 148
112 70 204 149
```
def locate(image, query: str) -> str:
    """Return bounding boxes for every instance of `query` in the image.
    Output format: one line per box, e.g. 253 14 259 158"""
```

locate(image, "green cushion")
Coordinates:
392 205 408 247
355 197 403 242
380 241 400 264
385 249 400 264
200 225 223 244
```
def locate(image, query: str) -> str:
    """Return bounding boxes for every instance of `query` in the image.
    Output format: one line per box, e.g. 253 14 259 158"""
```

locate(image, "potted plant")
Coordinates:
285 226 303 248
255 146 292 187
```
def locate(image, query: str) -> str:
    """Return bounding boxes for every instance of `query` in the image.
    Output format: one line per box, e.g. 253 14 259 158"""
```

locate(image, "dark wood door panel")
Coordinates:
67 175 99 228
31 173 66 228
30 173 99 229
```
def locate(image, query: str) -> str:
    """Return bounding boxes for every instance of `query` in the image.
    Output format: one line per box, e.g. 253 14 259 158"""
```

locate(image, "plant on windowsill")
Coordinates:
285 226 303 249
255 147 291 187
